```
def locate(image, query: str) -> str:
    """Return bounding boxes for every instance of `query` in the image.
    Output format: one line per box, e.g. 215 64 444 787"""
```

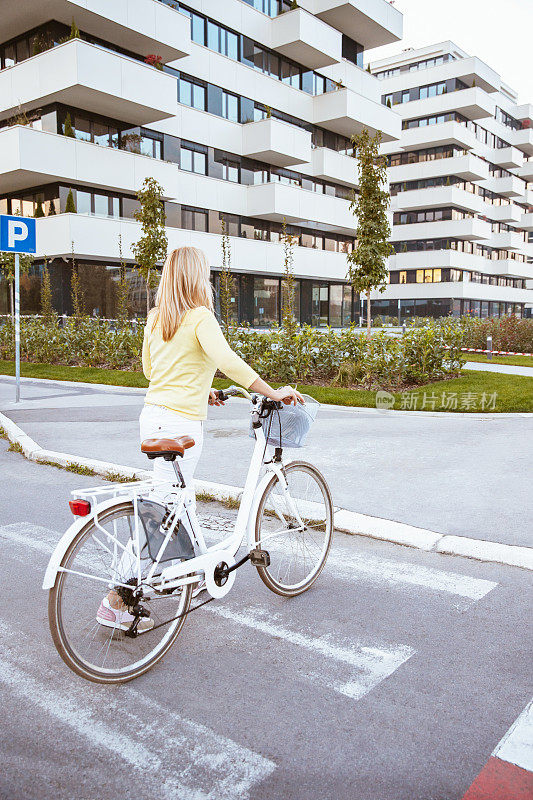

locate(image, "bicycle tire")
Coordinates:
254 461 333 597
48 500 193 684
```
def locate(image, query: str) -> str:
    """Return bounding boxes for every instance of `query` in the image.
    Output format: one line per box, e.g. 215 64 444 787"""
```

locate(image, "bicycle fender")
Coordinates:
42 497 127 590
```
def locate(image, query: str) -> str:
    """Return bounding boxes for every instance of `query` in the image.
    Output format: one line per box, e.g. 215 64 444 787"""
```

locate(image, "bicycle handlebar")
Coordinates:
215 385 252 402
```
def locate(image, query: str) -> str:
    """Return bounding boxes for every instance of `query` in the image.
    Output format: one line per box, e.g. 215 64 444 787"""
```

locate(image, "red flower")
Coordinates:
145 54 163 69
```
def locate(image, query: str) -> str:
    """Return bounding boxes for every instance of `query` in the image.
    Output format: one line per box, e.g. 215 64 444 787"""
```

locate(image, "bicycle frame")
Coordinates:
44 389 304 600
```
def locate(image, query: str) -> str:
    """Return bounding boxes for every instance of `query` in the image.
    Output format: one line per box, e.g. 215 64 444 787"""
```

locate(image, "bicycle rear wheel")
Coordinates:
254 461 333 597
48 501 193 684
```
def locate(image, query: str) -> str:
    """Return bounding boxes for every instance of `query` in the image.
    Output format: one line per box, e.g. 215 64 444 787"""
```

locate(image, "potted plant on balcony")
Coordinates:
145 54 164 71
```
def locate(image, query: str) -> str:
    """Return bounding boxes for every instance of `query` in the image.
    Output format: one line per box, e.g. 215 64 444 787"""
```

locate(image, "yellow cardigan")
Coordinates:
142 306 258 420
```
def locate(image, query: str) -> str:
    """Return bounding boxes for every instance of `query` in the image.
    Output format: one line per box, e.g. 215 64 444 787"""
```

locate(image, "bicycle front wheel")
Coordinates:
254 461 333 597
48 501 193 684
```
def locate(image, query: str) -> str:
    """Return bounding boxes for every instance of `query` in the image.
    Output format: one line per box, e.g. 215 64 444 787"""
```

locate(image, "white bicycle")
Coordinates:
43 387 333 684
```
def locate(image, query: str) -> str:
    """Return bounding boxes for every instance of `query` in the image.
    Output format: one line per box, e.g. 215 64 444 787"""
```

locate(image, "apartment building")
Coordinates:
0 0 402 325
371 42 533 321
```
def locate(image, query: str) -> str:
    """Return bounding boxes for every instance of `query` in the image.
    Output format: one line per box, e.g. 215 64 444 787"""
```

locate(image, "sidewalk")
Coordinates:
1 375 532 549
464 361 533 377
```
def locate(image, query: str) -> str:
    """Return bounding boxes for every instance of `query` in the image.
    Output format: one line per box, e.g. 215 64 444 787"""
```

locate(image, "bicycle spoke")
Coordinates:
256 464 332 595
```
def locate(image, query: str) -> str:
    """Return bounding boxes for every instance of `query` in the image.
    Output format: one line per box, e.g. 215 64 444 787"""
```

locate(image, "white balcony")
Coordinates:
516 161 533 181
305 147 358 188
0 39 177 125
380 280 531 304
396 87 496 122
270 8 341 69
391 186 485 214
247 182 355 233
0 125 183 197
521 213 533 232
510 103 533 124
485 260 533 280
241 118 312 167
389 249 488 273
1 0 191 63
391 218 492 242
313 87 401 142
479 175 526 197
488 147 524 169
32 214 350 281
398 121 478 151
388 154 489 183
377 56 501 96
319 59 382 104
490 232 527 251
513 128 533 156
485 204 523 225
311 0 403 49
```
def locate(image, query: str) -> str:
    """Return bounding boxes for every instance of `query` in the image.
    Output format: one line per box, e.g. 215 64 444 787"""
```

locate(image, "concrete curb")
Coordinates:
1 410 531 571
1 375 531 418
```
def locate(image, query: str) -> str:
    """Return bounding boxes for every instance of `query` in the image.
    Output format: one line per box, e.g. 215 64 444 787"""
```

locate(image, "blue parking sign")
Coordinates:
0 214 37 254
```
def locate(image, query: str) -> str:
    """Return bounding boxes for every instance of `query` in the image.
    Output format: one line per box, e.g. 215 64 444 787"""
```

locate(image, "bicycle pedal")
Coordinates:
249 548 270 567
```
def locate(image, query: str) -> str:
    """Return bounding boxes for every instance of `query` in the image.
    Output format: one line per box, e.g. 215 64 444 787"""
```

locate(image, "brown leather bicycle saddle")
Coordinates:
141 436 195 460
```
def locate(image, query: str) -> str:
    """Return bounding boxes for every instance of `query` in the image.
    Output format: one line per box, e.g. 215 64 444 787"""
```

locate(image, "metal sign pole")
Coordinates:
14 252 20 403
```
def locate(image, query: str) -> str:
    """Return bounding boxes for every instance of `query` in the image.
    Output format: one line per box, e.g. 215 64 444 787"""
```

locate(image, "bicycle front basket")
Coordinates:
250 394 319 449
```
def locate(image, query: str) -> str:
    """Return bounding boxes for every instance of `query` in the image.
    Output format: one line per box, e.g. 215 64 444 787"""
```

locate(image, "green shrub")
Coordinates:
460 315 533 354
0 316 472 388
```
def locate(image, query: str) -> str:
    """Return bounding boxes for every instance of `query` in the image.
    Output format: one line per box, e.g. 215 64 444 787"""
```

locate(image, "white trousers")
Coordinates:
139 403 204 491
139 403 204 558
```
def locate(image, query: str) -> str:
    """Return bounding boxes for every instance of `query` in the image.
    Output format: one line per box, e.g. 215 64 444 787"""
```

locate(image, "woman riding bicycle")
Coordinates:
97 246 303 632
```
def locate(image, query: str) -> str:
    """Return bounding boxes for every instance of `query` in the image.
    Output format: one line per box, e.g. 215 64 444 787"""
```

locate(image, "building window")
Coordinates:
182 206 208 231
179 76 206 110
180 144 207 174
254 278 279 327
221 158 240 182
222 90 239 122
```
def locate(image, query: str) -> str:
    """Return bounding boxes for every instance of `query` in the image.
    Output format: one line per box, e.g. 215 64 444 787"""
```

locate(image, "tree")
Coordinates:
65 188 76 213
48 198 57 215
116 234 130 328
281 218 298 338
34 200 45 218
132 177 167 316
63 112 75 138
0 252 33 318
219 215 235 341
346 129 392 335
70 241 83 319
40 259 56 326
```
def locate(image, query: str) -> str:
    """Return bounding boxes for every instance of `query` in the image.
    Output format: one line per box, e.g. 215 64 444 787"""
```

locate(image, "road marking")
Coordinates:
323 546 498 600
1 522 497 602
460 698 533 799
0 620 275 800
207 604 414 701
494 698 533 772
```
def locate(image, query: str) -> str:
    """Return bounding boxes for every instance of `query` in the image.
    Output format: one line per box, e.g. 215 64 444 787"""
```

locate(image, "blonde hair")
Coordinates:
153 247 214 341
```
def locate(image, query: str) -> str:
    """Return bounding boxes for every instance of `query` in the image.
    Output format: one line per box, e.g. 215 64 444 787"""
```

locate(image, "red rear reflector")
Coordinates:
69 500 91 516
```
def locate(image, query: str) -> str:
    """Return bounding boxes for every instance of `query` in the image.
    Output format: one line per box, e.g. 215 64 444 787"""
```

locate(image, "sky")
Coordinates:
367 0 532 103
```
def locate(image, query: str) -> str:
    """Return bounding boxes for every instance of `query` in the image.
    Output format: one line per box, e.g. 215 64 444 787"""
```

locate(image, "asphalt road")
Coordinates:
2 376 532 546
0 440 531 800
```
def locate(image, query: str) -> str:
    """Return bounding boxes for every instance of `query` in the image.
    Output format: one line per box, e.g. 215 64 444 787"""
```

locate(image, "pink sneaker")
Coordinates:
96 597 154 633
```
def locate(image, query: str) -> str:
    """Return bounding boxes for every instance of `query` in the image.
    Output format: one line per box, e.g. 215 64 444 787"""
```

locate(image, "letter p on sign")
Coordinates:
0 214 37 254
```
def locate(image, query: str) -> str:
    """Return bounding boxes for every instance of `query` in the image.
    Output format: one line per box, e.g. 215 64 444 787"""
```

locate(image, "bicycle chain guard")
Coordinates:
203 550 236 599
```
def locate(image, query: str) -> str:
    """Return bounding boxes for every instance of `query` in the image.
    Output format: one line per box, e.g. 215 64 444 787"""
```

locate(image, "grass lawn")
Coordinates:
462 353 533 368
1 360 531 412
